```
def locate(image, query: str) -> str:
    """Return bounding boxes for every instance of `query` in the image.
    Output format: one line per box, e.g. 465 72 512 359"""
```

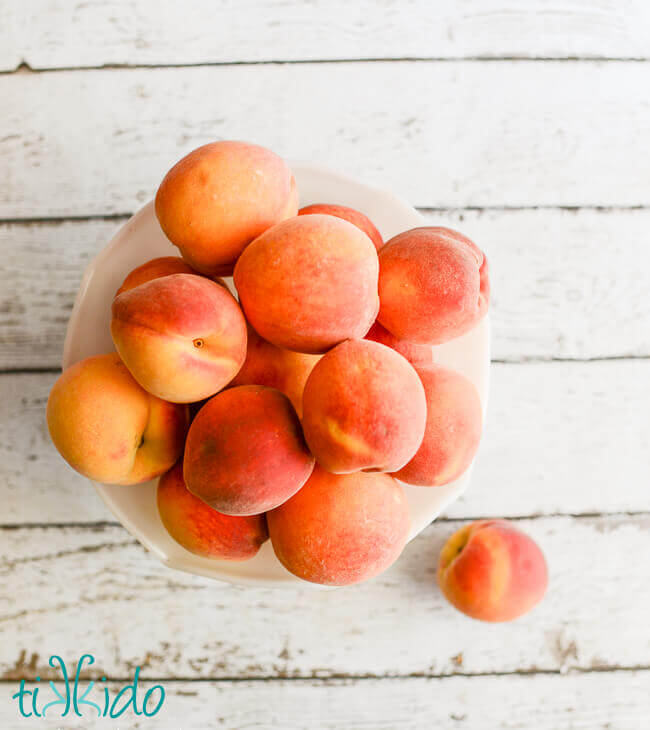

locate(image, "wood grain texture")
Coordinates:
2 0 650 71
3 208 650 369
1 516 648 679
0 672 649 729
2 360 648 525
2 62 650 215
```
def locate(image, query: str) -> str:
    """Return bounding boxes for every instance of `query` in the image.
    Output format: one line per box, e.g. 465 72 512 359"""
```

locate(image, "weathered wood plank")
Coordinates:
2 62 650 215
3 0 650 71
0 672 649 730
3 208 650 368
1 516 648 679
2 360 648 525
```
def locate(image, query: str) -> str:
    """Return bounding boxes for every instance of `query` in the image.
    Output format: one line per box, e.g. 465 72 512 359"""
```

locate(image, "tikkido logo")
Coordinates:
11 655 166 719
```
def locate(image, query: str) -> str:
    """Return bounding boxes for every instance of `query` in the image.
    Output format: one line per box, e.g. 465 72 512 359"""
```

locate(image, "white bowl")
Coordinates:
62 162 490 587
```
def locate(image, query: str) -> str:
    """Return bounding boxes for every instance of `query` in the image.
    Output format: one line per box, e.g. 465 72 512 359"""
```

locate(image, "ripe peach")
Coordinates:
365 321 433 367
158 462 268 560
301 339 427 473
392 364 482 487
378 227 489 344
183 385 315 515
298 203 383 250
230 326 321 417
438 520 548 622
234 214 379 354
268 466 410 585
155 141 298 276
47 353 188 485
115 256 200 296
111 273 247 403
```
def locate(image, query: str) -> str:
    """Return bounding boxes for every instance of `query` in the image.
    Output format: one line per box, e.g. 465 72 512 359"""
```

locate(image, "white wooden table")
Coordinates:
1 2 650 728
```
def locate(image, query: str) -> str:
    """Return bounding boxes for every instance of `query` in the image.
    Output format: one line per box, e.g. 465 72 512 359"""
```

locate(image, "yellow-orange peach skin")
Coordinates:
158 462 268 560
111 273 247 403
378 227 489 344
268 466 410 586
230 326 321 418
392 364 482 487
155 140 298 276
301 339 427 473
438 520 548 622
365 321 433 367
298 203 383 251
184 385 315 516
47 353 188 485
234 214 380 354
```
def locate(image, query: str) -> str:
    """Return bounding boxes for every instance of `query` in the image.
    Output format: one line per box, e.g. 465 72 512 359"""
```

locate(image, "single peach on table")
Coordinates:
365 321 433 367
184 385 315 516
234 214 379 354
111 273 247 403
378 227 489 344
438 520 548 622
268 466 410 586
230 325 321 418
301 339 427 473
158 462 268 560
155 140 298 276
298 203 383 251
392 364 482 487
47 353 189 485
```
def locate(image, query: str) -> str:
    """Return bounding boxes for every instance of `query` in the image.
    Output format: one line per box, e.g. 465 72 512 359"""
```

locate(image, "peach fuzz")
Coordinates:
111 273 247 403
234 214 380 354
378 227 489 344
438 520 548 622
230 326 321 418
47 353 189 485
298 203 383 250
155 141 298 276
365 321 433 367
301 339 427 473
184 385 315 516
268 466 410 586
392 364 482 487
157 462 268 560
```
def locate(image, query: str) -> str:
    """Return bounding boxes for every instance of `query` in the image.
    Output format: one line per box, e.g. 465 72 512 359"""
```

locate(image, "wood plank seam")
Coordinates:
0 666 648 683
2 510 650 531
3 204 650 226
4 57 650 76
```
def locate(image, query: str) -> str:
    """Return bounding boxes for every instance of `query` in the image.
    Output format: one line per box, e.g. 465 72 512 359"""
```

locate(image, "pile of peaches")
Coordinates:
47 140 545 616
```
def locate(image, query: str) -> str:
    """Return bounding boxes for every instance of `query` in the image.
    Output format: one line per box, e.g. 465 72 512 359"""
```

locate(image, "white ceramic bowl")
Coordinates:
62 162 490 587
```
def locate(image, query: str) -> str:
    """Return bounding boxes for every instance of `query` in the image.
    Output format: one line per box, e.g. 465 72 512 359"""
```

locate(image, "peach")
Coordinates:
155 141 298 276
365 321 433 367
115 256 200 296
116 256 231 296
47 353 188 485
298 203 383 250
158 462 268 560
378 227 489 344
301 339 426 473
230 326 321 418
268 466 410 585
234 214 379 353
392 364 482 486
183 385 315 515
438 520 548 622
111 273 247 403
